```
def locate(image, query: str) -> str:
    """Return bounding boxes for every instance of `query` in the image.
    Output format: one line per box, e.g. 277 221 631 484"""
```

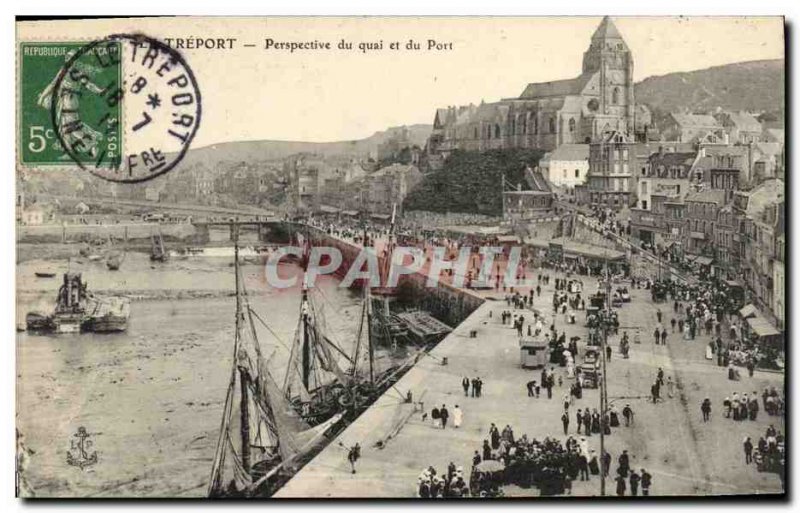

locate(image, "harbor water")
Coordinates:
16 248 364 497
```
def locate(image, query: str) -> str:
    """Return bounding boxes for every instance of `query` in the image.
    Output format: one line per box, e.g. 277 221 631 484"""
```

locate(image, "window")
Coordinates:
495 124 501 138
575 169 580 178
569 118 576 133
549 118 556 134
563 169 567 179
533 117 538 135
474 127 478 139
612 87 620 105
521 118 527 135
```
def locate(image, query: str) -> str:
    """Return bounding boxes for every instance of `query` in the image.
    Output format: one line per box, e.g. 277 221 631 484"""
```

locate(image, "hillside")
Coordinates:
635 59 784 115
403 148 546 217
173 124 432 168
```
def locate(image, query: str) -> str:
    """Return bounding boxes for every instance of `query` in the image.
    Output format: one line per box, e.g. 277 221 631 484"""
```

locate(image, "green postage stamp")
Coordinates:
18 41 123 167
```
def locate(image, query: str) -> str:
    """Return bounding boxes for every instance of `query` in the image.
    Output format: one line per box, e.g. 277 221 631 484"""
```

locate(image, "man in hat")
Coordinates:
622 404 634 426
640 468 652 496
629 469 641 496
618 450 630 477
561 411 570 435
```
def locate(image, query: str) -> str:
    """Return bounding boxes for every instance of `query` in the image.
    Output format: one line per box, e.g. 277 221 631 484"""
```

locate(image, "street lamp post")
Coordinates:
598 251 613 496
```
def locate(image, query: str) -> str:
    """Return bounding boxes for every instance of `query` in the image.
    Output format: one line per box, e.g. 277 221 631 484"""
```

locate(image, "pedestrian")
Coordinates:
561 411 570 435
629 469 640 496
583 410 592 438
670 317 677 332
576 408 583 434
651 382 659 403
656 309 662 323
431 406 440 428
526 380 536 397
618 449 630 477
476 377 483 398
453 405 463 428
470 377 477 398
606 344 612 362
578 452 589 481
602 450 611 477
660 328 668 345
666 376 674 398
701 398 711 422
347 443 361 474
482 440 492 461
622 404 634 426
743 436 753 464
641 469 652 496
462 377 470 397
653 327 660 345
489 423 500 449
563 393 571 411
615 474 627 496
472 450 481 466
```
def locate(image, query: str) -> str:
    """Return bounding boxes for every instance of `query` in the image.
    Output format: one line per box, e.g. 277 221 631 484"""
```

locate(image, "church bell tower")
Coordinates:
582 16 635 135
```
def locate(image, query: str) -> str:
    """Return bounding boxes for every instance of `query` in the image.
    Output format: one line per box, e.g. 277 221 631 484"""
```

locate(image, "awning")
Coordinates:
746 315 781 338
371 213 391 220
690 231 705 239
342 210 359 216
496 235 520 243
319 205 340 214
739 304 758 319
694 256 713 266
725 280 743 288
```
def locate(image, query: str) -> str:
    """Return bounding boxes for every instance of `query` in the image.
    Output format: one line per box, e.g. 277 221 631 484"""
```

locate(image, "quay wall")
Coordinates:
17 222 205 244
283 223 485 328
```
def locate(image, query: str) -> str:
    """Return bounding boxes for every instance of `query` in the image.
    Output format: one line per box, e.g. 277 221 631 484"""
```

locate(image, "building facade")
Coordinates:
586 130 636 209
540 144 590 189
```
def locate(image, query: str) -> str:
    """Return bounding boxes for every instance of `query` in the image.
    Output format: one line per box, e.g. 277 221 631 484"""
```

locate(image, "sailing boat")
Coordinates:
281 228 411 428
208 225 343 498
150 230 168 262
105 235 125 270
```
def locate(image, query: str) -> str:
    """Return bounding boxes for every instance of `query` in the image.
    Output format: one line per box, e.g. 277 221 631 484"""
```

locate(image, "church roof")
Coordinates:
519 74 592 99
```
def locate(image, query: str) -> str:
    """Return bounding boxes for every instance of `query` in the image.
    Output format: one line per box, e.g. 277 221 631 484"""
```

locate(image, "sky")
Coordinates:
17 16 785 147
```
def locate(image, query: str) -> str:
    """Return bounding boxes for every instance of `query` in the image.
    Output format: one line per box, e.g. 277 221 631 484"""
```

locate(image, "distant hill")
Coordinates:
174 124 432 168
635 59 784 115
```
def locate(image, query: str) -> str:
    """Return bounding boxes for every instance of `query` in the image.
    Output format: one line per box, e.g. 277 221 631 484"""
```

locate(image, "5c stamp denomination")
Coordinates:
19 41 123 168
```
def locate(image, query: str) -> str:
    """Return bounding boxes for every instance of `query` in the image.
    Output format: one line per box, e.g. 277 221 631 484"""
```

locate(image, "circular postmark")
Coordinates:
50 33 201 183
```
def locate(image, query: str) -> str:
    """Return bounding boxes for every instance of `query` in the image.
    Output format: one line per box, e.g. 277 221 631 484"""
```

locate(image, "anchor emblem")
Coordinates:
66 426 98 470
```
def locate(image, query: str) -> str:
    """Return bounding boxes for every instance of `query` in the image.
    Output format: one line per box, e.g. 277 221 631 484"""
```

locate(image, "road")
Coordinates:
277 265 784 497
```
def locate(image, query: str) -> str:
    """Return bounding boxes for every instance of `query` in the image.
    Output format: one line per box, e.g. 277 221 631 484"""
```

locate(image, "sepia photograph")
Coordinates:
13 14 786 500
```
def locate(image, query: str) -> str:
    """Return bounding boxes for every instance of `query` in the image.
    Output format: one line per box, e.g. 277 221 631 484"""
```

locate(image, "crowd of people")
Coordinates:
467 423 652 497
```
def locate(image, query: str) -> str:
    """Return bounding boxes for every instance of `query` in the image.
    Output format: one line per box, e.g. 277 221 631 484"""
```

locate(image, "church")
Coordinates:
427 16 635 161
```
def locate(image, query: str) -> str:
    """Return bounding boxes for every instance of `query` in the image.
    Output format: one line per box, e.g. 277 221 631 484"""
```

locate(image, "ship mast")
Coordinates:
232 221 253 474
365 224 374 384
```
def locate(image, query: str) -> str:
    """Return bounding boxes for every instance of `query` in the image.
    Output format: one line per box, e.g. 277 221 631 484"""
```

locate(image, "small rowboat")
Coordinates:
35 272 56 278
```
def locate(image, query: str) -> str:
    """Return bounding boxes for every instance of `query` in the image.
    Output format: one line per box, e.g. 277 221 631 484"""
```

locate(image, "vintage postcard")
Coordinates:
15 16 785 499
